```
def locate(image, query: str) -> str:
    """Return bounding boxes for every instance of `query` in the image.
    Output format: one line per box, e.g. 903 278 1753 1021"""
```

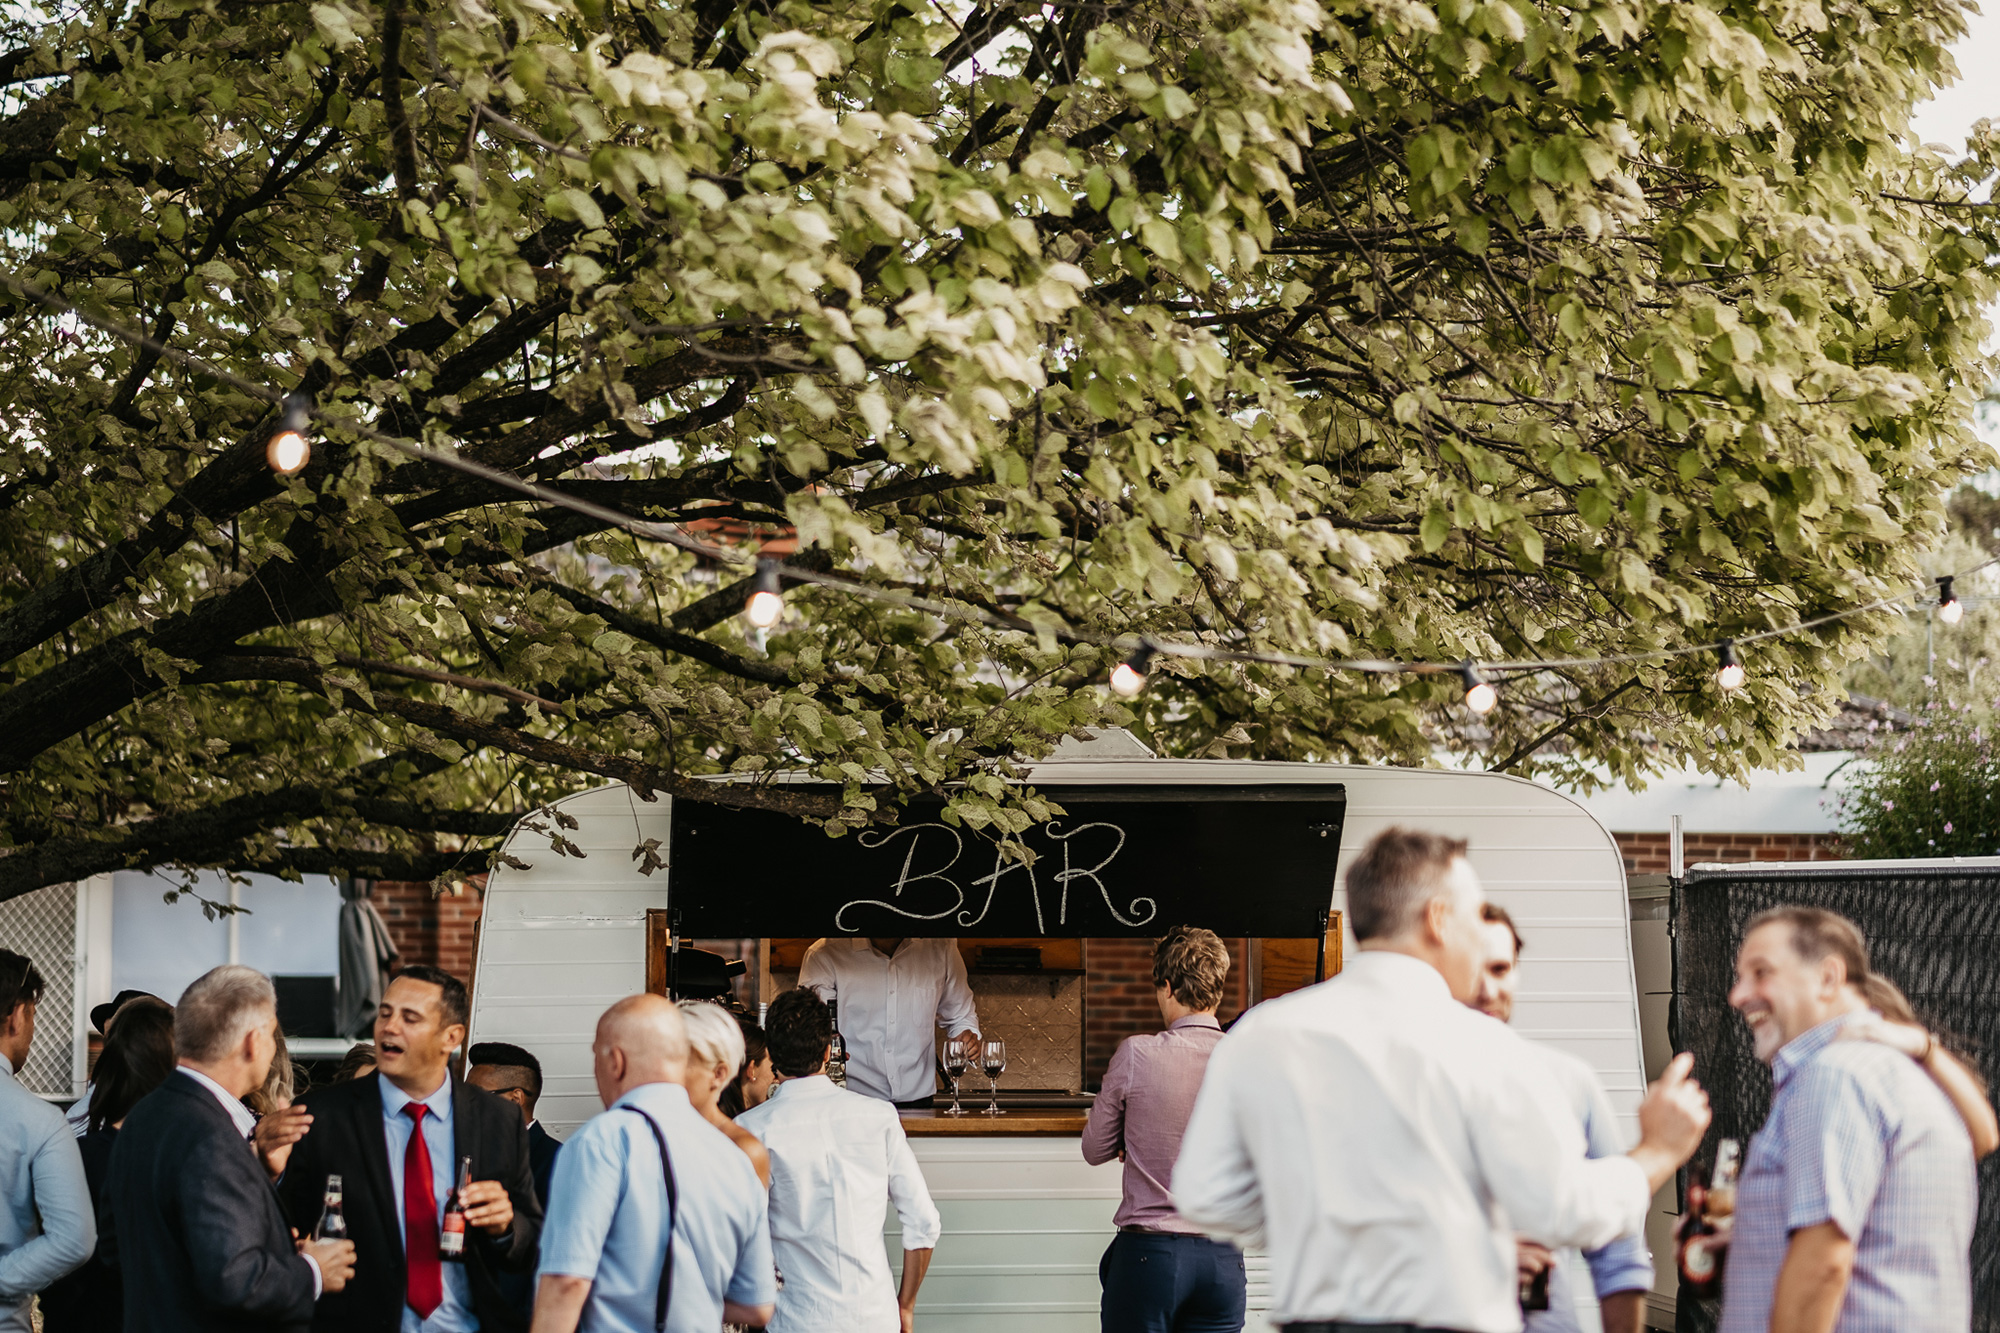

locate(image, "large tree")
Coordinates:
0 0 1993 900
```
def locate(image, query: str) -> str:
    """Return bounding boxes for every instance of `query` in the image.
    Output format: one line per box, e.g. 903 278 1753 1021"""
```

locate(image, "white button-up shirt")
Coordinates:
379 1075 475 1333
736 1075 942 1333
1173 951 1651 1333
798 939 980 1104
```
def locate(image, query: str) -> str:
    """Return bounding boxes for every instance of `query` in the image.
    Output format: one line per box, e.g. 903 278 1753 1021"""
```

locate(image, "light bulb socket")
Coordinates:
1109 641 1156 698
1715 639 1745 691
1459 662 1498 714
1937 576 1962 625
265 392 314 476
742 558 786 628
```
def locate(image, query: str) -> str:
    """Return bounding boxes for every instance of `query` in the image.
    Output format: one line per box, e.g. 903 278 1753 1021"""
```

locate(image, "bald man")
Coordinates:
529 997 775 1333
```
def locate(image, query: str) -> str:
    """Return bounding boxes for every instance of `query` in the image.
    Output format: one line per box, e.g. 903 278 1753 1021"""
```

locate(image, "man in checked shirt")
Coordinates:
1719 907 1991 1333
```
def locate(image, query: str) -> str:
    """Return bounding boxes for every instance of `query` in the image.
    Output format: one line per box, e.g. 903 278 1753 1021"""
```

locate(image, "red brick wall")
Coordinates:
1614 832 1844 874
371 879 484 987
1082 937 1249 1090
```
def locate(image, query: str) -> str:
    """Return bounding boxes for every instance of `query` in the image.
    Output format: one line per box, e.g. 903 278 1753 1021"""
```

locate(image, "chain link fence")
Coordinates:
0 880 80 1098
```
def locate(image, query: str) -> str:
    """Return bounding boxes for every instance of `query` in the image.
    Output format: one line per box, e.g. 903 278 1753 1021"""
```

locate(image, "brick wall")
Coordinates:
371 878 484 987
1082 937 1249 1090
1614 831 1845 874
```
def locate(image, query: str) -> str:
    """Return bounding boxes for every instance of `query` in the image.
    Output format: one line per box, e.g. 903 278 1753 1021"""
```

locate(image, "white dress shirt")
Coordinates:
1173 952 1651 1333
174 1067 321 1298
736 1075 942 1333
379 1075 476 1333
799 938 980 1103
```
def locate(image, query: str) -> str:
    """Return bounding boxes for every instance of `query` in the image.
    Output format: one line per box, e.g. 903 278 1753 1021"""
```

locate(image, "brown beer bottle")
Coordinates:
439 1157 471 1261
1677 1139 1740 1298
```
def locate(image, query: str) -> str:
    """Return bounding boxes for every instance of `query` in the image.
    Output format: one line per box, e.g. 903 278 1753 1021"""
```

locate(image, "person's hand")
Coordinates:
254 1104 313 1180
302 1237 356 1293
1837 1013 1931 1060
899 1303 916 1333
1516 1240 1554 1282
1637 1053 1711 1163
460 1179 515 1236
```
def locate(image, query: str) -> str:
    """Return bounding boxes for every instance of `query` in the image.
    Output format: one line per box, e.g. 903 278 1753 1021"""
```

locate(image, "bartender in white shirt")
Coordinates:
798 937 981 1107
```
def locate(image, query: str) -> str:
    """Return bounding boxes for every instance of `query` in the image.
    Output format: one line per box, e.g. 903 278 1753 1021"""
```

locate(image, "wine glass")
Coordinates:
942 1042 969 1116
980 1038 1007 1116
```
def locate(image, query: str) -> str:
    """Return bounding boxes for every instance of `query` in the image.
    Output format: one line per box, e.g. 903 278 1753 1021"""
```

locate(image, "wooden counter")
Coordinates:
900 1107 1088 1136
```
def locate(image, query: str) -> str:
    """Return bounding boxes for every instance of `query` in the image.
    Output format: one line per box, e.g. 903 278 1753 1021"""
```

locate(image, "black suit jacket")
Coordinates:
104 1072 317 1333
276 1071 542 1333
526 1121 561 1209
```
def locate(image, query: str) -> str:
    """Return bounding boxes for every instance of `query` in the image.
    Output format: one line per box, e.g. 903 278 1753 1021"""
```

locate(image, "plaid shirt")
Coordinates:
1719 1013 1975 1333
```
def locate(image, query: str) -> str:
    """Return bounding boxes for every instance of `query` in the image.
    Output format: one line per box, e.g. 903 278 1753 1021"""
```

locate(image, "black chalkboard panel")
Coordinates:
668 784 1346 937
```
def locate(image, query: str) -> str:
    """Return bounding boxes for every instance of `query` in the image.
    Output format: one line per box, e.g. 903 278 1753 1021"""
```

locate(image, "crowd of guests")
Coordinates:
0 824 1992 1333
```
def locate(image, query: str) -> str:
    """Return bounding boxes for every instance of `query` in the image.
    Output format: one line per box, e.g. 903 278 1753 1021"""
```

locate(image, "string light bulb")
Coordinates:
1937 576 1963 626
1715 639 1745 692
1460 663 1498 715
265 393 311 475
1109 642 1156 698
743 559 785 629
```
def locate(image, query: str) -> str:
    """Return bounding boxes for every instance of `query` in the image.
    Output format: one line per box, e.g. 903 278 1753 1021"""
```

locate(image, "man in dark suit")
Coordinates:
105 965 356 1333
264 965 541 1333
465 1043 561 1207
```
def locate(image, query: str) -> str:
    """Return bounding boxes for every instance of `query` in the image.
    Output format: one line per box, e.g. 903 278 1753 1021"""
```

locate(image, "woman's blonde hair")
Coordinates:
678 1000 747 1075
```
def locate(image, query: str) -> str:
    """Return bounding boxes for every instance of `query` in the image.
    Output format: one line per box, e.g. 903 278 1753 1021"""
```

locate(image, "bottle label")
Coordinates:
440 1214 467 1258
1682 1237 1717 1281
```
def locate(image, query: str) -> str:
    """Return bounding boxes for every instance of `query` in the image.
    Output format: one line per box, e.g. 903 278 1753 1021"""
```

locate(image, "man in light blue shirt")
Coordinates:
533 995 774 1333
1474 906 1654 1333
1720 908 1974 1333
0 950 93 1333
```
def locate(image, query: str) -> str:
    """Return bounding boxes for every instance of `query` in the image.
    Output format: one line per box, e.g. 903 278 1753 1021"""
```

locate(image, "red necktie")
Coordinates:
402 1103 443 1319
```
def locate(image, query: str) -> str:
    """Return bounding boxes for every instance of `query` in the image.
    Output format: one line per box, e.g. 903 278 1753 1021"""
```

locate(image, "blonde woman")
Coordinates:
678 1000 772 1188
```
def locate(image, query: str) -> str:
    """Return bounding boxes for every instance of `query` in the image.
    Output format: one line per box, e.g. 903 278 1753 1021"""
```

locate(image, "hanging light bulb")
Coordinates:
1109 642 1155 698
265 393 312 475
1937 576 1963 626
1715 639 1745 692
743 559 785 629
1460 662 1498 715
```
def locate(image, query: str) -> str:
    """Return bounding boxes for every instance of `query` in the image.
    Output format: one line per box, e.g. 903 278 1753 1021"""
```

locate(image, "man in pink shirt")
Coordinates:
1081 927 1244 1333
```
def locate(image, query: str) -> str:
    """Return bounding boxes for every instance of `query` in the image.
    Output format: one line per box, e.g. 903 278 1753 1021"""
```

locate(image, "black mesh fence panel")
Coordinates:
1673 865 2000 1333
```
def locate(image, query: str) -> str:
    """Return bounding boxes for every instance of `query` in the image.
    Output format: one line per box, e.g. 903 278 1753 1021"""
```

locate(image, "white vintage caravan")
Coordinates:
467 732 1651 1332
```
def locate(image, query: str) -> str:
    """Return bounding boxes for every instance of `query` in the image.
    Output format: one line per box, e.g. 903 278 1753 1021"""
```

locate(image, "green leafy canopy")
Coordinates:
0 0 1993 898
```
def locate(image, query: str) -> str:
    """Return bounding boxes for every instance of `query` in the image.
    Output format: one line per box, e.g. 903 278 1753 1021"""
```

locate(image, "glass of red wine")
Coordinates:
980 1038 1007 1116
942 1042 970 1116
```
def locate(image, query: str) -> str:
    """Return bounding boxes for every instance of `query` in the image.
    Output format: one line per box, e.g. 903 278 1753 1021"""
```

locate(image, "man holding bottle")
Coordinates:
1715 909 1981 1333
799 938 981 1108
1471 904 1653 1333
269 965 543 1333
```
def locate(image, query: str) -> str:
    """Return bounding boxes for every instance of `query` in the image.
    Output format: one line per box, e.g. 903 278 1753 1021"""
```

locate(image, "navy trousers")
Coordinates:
1099 1230 1248 1333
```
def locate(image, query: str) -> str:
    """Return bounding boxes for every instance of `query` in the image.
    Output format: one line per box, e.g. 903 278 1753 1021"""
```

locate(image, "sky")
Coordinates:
1910 3 2000 149
1909 2 2000 461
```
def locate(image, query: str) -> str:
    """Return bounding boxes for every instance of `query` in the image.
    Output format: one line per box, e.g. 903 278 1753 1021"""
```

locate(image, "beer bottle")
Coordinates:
314 1174 347 1241
439 1157 471 1261
1677 1138 1740 1298
826 999 847 1089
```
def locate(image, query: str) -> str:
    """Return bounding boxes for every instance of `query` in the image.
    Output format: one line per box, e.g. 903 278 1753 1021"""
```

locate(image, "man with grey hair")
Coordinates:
106 965 355 1332
1175 827 1713 1333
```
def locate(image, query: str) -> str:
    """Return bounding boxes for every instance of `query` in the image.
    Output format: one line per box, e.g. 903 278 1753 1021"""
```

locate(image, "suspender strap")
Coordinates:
620 1107 680 1333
